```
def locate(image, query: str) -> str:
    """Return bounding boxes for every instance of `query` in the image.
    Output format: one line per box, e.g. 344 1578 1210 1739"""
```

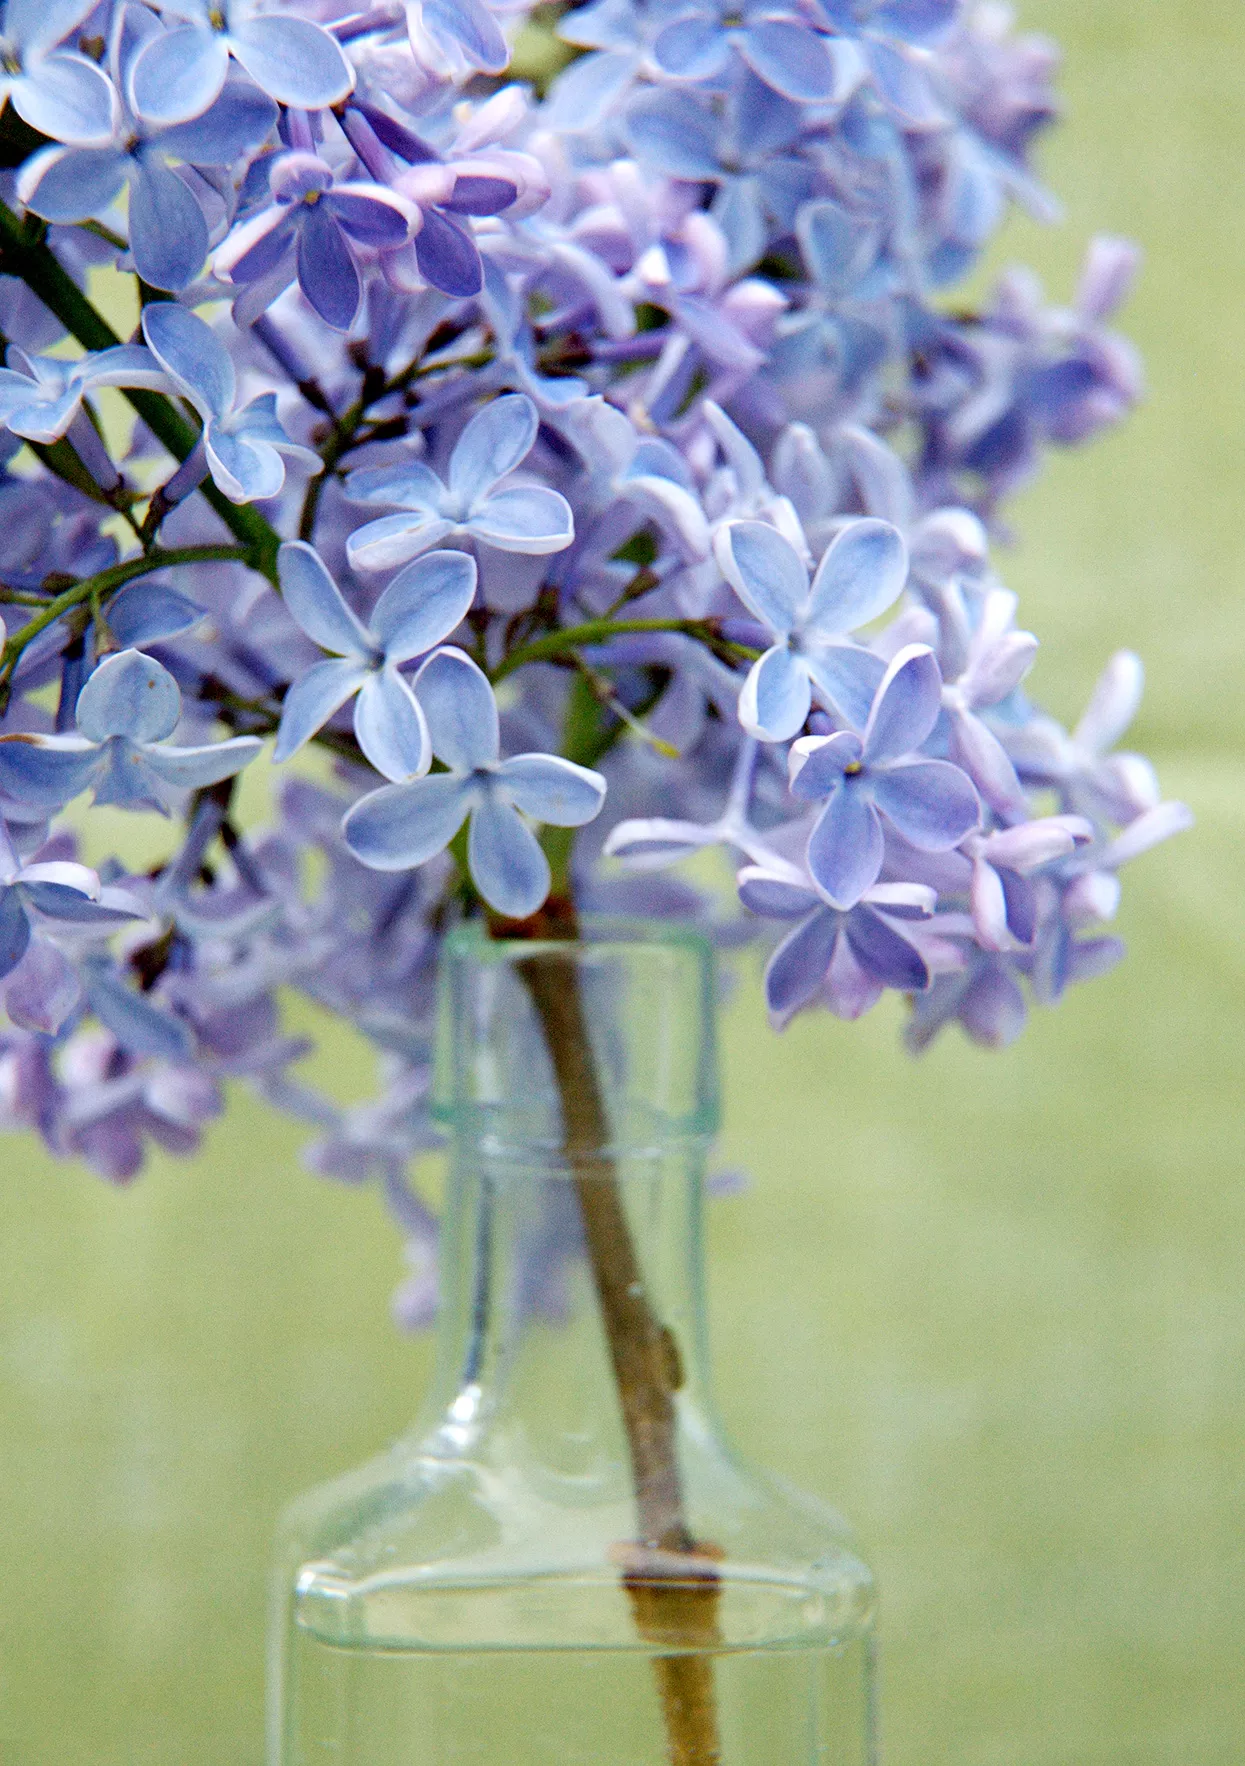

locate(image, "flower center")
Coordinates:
0 44 22 75
208 7 227 30
843 761 863 776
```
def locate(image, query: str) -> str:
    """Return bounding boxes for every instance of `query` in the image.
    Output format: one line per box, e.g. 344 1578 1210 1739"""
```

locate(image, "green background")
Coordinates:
2 3 1242 1761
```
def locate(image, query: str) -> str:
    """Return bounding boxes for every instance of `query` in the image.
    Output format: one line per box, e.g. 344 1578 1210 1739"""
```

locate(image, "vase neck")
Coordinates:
417 923 722 1471
418 1147 715 1463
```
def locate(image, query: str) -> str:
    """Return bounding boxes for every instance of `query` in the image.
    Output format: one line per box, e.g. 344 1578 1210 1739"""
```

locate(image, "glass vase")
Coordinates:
269 922 877 1766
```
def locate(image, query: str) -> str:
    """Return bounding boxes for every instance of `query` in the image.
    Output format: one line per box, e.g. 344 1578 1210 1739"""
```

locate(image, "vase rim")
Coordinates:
442 915 716 961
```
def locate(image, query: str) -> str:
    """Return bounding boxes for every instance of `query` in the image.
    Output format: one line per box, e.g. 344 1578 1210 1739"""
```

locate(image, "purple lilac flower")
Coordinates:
787 644 981 907
141 302 321 503
19 16 278 295
715 516 908 736
0 345 169 444
215 151 413 331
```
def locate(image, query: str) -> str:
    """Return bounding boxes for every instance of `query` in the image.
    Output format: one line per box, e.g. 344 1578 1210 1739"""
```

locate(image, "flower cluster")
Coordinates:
0 0 1185 1302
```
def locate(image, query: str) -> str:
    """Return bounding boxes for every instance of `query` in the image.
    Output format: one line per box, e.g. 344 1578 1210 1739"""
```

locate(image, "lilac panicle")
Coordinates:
0 0 1186 1306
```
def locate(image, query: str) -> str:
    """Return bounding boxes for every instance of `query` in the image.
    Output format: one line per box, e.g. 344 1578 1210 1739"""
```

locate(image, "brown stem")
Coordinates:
503 904 721 1766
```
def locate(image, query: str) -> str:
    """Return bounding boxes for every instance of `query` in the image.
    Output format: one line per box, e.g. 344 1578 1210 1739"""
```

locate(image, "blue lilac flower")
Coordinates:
0 0 119 146
273 541 478 780
0 649 262 812
788 644 981 907
715 516 908 737
0 344 168 444
141 302 320 504
342 647 606 918
344 392 574 572
127 0 354 127
19 16 277 295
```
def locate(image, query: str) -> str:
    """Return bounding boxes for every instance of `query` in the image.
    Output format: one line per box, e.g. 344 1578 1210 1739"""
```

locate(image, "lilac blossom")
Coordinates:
344 392 573 572
0 650 261 811
343 647 606 917
214 151 413 331
0 345 169 444
715 517 908 736
19 23 278 294
273 541 477 779
738 861 935 1026
141 302 320 503
0 0 1186 1249
127 0 354 126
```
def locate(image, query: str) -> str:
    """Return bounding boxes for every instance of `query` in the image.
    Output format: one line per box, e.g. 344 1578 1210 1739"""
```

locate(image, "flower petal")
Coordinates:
467 793 550 918
272 657 366 762
128 161 209 292
805 517 908 637
494 753 606 826
346 510 457 573
802 642 888 729
296 201 360 332
449 393 538 508
714 520 807 635
844 903 929 990
277 541 371 658
342 773 471 871
871 759 980 849
142 300 234 422
469 485 574 555
1073 649 1143 755
861 643 942 764
372 549 478 662
353 668 432 782
141 735 263 790
413 207 483 298
0 887 31 980
805 781 884 908
76 649 181 743
739 19 842 102
788 729 862 799
737 646 811 743
412 646 499 771
763 906 839 1023
345 461 446 511
0 735 101 809
737 865 820 920
12 52 118 147
18 144 128 224
228 15 354 109
128 27 230 127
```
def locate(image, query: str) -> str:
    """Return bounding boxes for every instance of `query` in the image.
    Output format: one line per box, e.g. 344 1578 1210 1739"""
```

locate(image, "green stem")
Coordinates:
0 544 249 696
0 200 280 578
491 617 760 683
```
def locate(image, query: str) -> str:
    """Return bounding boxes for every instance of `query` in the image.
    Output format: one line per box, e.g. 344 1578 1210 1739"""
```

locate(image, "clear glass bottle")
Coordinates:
269 923 877 1766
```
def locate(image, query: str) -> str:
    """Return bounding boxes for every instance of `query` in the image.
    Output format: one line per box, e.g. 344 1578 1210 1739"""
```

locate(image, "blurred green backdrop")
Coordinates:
2 3 1242 1762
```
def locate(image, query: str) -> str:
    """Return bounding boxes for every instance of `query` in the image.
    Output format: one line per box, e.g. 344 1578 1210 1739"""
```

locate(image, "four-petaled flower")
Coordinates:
342 647 606 918
141 302 320 505
126 0 353 127
344 393 574 573
19 37 277 294
788 643 981 907
0 649 262 812
0 343 168 444
214 152 414 333
273 541 478 783
715 516 909 737
737 861 936 1026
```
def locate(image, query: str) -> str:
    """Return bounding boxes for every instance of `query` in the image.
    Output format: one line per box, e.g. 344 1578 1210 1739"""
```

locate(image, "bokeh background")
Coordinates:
2 2 1242 1761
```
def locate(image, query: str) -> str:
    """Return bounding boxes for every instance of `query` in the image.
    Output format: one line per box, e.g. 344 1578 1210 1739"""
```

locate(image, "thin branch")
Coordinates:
491 616 760 683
